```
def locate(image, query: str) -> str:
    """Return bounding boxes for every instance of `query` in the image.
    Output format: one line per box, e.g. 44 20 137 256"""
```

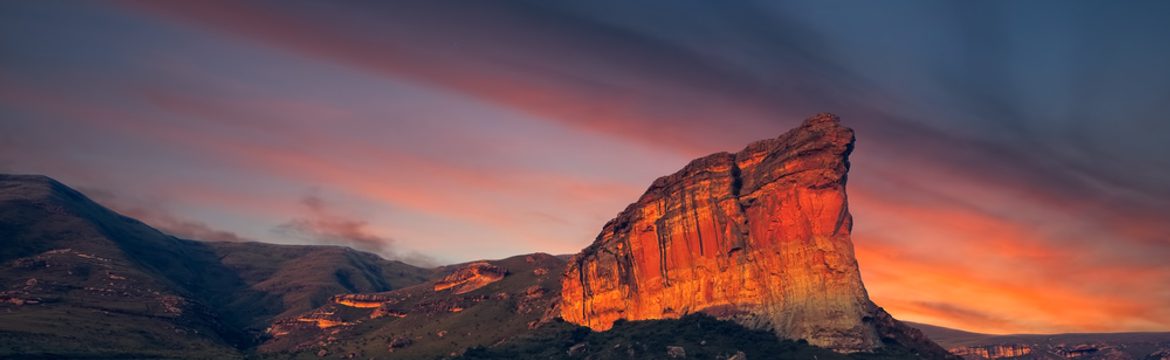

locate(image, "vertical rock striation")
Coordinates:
561 113 949 356
950 344 1033 359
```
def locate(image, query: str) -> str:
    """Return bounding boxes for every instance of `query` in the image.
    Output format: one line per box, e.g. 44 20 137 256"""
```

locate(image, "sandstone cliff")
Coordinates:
949 344 1032 359
561 113 951 357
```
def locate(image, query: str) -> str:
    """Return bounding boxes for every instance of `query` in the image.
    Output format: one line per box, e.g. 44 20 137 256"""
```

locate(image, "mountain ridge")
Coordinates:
0 174 430 358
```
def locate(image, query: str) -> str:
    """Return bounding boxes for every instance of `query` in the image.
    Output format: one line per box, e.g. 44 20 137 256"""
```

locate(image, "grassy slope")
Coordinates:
0 306 241 359
0 175 248 358
206 241 432 329
259 253 565 359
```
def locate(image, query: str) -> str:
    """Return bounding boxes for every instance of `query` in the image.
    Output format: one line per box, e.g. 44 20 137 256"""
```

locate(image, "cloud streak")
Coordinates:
272 194 438 267
274 194 393 256
78 187 252 243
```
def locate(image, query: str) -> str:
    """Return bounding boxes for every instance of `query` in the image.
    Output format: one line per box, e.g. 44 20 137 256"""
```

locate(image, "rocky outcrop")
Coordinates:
1055 344 1106 359
950 345 1033 359
369 305 407 319
913 322 1170 360
298 316 348 329
332 293 397 308
561 113 952 357
433 262 507 294
1148 349 1170 360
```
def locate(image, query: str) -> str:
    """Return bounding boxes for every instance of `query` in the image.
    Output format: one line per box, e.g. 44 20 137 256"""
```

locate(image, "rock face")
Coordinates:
950 345 1032 359
433 262 507 294
561 113 945 355
333 293 396 308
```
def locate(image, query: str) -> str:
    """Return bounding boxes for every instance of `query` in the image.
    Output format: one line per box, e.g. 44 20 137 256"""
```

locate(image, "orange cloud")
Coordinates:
851 185 1170 333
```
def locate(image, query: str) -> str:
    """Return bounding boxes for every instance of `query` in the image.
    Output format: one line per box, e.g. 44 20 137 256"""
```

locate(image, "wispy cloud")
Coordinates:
134 211 251 242
79 187 252 243
274 194 435 267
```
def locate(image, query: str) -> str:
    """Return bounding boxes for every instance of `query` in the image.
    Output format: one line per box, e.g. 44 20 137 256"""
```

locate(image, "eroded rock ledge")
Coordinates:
434 262 508 294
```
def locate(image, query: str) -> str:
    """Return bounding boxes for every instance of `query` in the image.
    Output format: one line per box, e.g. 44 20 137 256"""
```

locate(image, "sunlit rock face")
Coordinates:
561 113 887 352
332 294 395 308
950 344 1033 359
433 262 507 294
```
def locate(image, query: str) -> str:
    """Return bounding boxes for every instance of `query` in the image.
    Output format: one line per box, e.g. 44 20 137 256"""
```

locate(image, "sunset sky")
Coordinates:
2 1 1168 334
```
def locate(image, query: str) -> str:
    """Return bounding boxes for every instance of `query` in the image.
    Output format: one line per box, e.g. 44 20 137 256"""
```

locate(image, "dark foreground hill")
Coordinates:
0 174 429 358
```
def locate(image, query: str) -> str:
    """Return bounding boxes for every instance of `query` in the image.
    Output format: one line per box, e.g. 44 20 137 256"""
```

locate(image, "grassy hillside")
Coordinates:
206 241 432 329
258 253 565 359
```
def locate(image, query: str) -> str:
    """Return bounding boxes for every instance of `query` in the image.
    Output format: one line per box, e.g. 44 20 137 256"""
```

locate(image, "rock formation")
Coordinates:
561 113 950 356
332 293 396 308
433 262 508 294
950 344 1032 359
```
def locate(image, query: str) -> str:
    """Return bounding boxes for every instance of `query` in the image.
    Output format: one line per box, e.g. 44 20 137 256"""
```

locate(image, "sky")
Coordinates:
1 0 1168 334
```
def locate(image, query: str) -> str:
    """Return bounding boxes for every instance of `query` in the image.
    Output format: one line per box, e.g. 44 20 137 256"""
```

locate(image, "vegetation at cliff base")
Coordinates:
460 314 930 360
